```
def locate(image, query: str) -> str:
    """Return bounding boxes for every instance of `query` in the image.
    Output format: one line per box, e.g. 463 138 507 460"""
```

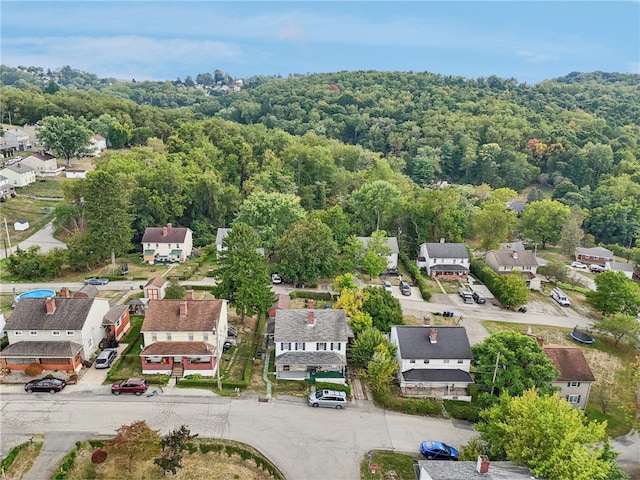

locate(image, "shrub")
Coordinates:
373 391 439 416
91 449 107 464
25 363 45 377
443 400 480 422
1 443 25 471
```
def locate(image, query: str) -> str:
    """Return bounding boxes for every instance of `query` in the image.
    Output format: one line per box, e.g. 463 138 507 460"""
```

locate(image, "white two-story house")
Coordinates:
416 241 469 280
0 163 36 187
141 222 193 264
274 305 352 382
390 324 474 400
543 345 595 410
356 236 400 273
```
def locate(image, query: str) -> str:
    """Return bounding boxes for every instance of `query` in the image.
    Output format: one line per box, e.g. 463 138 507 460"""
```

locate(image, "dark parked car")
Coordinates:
400 280 411 296
25 377 66 393
111 377 148 395
95 348 117 369
84 277 109 285
472 291 486 304
420 441 459 460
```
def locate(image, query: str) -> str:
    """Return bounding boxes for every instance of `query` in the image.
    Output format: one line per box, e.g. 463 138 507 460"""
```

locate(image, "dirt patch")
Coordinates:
583 349 623 384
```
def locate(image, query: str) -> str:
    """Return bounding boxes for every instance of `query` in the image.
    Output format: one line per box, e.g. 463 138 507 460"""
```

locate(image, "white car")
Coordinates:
271 273 283 284
383 281 392 293
571 261 588 269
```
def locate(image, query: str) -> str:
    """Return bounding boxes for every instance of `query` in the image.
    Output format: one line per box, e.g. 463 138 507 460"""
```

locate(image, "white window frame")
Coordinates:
316 342 327 351
166 332 172 341
29 331 38 336
151 332 158 342
568 381 581 387
14 330 23 336
66 331 74 336
566 394 581 404
52 330 60 336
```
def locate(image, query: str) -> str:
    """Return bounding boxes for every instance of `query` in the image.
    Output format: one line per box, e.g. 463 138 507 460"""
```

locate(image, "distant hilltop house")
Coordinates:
575 246 614 266
0 128 32 151
485 249 545 290
356 236 399 274
141 222 193 264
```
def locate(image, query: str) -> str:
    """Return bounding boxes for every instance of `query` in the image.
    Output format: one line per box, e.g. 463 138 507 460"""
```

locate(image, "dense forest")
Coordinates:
1 65 640 259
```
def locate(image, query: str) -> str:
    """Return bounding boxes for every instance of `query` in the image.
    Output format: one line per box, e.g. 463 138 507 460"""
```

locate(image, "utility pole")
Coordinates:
490 352 501 396
4 217 11 250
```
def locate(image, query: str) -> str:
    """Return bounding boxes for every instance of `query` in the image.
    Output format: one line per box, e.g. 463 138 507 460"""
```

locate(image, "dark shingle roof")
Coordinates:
416 460 541 480
142 341 214 356
274 309 351 343
393 326 472 360
543 345 595 382
141 299 223 332
142 224 190 243
145 276 168 288
0 341 82 357
402 369 474 383
430 265 469 272
7 298 96 330
576 246 614 257
274 351 346 366
423 243 469 259
103 305 128 325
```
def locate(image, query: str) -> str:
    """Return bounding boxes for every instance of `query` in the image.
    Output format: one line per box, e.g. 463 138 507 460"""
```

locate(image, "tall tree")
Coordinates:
473 199 517 250
361 286 403 332
212 222 274 323
593 313 640 346
360 230 392 279
519 199 570 248
493 272 529 309
363 344 398 394
350 327 396 369
587 271 640 317
348 180 404 233
110 421 161 473
37 114 93 166
559 206 585 256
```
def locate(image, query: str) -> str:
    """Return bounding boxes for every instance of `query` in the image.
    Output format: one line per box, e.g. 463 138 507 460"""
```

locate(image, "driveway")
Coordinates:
0 222 66 260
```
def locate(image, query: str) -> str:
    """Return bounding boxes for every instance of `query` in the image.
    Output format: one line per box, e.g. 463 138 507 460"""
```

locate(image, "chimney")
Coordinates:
307 299 314 309
440 238 445 243
162 226 168 237
476 455 490 474
167 222 172 229
423 315 431 326
307 311 315 326
45 297 56 314
60 287 70 298
186 289 194 300
429 328 438 343
512 251 518 259
179 300 188 317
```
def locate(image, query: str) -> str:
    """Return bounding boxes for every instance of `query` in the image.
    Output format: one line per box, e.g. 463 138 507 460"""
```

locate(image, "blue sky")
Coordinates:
1 1 639 84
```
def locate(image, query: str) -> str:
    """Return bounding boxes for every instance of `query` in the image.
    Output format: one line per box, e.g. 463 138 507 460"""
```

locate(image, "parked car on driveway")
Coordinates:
84 277 109 285
271 273 282 284
471 291 486 304
420 441 459 460
111 378 148 395
383 281 393 293
25 377 66 393
95 348 117 369
589 264 605 273
400 280 411 296
571 261 588 269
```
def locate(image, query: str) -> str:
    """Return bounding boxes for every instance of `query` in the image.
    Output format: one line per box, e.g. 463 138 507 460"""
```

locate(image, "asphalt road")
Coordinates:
0 222 66 260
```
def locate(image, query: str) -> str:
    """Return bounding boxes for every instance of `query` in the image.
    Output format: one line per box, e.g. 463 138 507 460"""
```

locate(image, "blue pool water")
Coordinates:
16 289 56 301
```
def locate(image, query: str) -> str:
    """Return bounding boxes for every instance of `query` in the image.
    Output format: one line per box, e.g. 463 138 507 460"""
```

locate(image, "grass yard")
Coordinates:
482 320 637 437
360 450 420 480
0 196 57 245
21 176 65 199
1 438 44 480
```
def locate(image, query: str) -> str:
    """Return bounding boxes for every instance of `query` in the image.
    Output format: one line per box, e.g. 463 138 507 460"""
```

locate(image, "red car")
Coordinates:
111 378 148 396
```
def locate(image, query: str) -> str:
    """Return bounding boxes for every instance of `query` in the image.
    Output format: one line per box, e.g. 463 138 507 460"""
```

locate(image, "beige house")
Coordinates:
485 249 544 290
0 163 36 187
543 345 595 409
141 222 193 264
21 151 59 176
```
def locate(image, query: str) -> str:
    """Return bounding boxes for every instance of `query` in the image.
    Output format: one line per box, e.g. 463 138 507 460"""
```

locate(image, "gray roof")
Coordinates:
499 241 525 251
608 261 633 272
75 284 98 297
393 326 473 360
103 305 128 325
487 249 539 267
402 369 474 383
274 309 352 343
126 297 149 306
274 351 346 366
576 246 614 257
0 341 83 357
430 264 469 272
422 243 469 259
7 298 95 330
215 228 231 245
506 201 526 213
2 164 35 174
356 236 399 254
416 460 542 480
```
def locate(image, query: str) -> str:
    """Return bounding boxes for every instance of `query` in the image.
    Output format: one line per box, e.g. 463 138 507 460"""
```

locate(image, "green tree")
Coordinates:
311 205 351 246
235 191 307 250
108 121 133 149
348 180 404 233
587 270 640 316
473 199 517 250
471 331 558 398
154 425 197 475
333 273 357 293
361 286 403 332
37 114 93 166
110 420 161 473
475 389 616 480
351 327 396 369
164 282 187 300
5 246 65 280
362 344 398 394
537 259 570 285
559 206 585 257
212 223 274 323
493 272 529 309
519 199 570 248
359 230 392 278
273 218 338 283
594 313 640 346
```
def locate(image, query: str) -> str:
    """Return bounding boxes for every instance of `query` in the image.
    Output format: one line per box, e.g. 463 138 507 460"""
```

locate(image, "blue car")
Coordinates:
420 441 459 460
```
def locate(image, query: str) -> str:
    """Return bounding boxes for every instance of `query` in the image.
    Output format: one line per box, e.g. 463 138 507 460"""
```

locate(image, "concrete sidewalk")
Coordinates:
24 431 93 480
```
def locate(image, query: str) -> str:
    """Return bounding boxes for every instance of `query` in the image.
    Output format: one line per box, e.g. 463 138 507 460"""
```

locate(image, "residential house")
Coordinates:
416 241 469 280
267 294 290 349
415 458 541 480
144 277 169 300
89 135 107 157
485 249 544 290
0 297 111 373
543 345 595 409
215 228 231 252
356 236 400 273
274 303 352 382
0 128 32 151
139 294 228 377
102 305 131 343
390 324 474 400
141 222 193 264
575 246 614 266
21 151 60 176
72 285 99 298
506 201 526 217
0 175 16 199
0 163 36 187
605 261 634 279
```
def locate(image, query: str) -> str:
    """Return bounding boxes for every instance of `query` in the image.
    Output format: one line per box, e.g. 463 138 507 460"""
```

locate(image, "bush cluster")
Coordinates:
289 290 335 301
374 391 440 416
24 363 44 377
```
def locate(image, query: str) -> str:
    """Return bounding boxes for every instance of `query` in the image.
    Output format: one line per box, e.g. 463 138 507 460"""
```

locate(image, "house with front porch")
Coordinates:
575 246 614 266
0 163 36 187
139 295 228 377
141 222 193 264
0 297 110 373
273 305 352 382
416 241 469 280
0 175 16 199
485 249 544 290
543 345 595 409
390 324 474 400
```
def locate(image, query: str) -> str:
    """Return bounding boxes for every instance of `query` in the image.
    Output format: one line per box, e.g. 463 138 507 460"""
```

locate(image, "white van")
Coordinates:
551 288 571 307
307 389 348 409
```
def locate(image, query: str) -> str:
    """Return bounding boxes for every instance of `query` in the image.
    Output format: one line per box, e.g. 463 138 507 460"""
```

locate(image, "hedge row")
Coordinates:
399 252 431 301
52 444 79 480
289 290 335 301
373 391 440 416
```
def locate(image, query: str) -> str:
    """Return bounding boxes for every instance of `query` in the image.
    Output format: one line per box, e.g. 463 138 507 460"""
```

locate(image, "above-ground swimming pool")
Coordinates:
15 289 56 301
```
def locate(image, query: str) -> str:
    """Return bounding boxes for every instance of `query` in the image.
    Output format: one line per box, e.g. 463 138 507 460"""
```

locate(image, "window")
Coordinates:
283 365 290 371
457 359 464 364
166 332 172 341
29 331 38 336
151 333 158 342
330 342 341 351
423 360 430 364
168 244 171 249
52 331 60 336
188 332 194 341
316 342 327 351
147 243 151 248
566 395 581 404
88 338 93 348
280 342 291 351
176 244 180 249
568 381 581 387
203 333 209 341
156 243 159 248
410 360 416 364
443 359 450 364
116 319 121 328
14 331 23 336
295 342 305 351
504 265 513 271
66 331 74 336
523 265 531 271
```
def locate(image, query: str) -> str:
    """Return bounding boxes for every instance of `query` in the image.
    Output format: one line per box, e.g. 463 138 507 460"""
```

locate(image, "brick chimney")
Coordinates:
179 300 188 317
307 299 314 309
307 311 315 326
167 222 172 229
60 287 70 298
162 226 168 236
186 289 194 300
429 328 438 343
512 251 518 259
476 455 490 474
45 297 56 314
423 315 431 326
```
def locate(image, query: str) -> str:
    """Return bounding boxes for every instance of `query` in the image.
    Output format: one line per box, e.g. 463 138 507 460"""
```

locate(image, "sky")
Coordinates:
1 1 639 84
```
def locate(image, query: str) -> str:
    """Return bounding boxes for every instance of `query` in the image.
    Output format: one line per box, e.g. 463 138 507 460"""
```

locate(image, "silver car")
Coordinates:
95 348 117 369
308 389 348 409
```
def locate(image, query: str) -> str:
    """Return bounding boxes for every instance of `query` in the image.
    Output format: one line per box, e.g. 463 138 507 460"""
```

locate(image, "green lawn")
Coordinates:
360 451 420 480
